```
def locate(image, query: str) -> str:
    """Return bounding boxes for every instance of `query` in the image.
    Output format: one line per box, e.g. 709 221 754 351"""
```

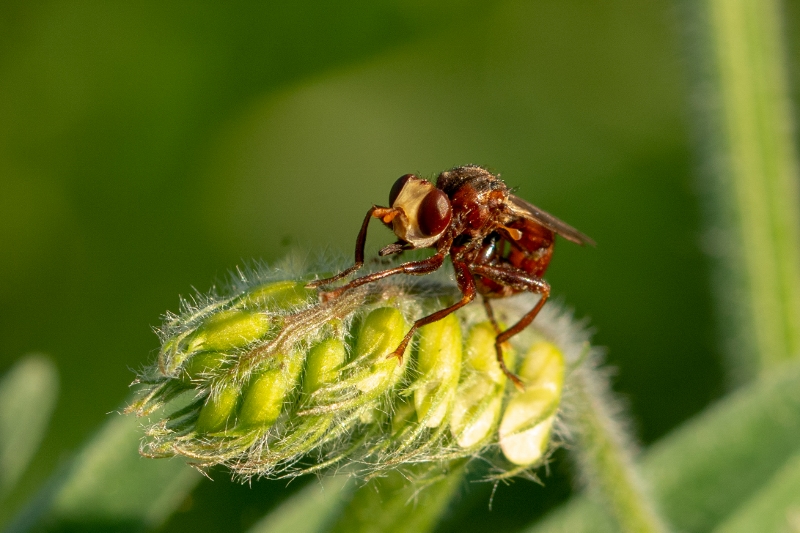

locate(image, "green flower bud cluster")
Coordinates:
127 266 580 480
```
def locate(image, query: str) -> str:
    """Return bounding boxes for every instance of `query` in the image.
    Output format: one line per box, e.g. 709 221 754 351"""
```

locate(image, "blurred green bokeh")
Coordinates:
5 0 797 531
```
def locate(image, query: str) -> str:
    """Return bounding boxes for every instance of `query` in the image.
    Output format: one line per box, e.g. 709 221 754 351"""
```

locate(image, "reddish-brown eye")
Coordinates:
389 174 415 206
418 189 452 237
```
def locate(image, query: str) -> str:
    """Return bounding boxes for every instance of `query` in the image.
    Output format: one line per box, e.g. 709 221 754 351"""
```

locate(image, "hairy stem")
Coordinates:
687 0 800 383
568 361 671 533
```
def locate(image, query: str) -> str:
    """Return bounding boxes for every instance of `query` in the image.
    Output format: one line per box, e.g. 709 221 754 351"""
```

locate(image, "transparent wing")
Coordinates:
507 195 596 246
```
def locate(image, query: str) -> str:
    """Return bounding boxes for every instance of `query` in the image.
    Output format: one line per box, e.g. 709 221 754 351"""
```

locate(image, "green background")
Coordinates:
3 1 796 531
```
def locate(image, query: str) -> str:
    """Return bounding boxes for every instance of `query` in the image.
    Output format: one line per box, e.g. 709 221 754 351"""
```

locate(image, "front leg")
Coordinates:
316 251 447 302
307 205 397 289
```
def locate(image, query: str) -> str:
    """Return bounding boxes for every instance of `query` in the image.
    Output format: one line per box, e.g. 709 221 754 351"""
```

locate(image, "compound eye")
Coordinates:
389 174 415 206
418 189 452 237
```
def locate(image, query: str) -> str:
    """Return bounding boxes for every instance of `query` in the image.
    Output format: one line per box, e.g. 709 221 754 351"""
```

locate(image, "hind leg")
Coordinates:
470 265 550 389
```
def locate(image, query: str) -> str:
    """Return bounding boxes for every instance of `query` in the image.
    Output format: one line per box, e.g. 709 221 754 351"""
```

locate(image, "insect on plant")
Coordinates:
308 165 594 387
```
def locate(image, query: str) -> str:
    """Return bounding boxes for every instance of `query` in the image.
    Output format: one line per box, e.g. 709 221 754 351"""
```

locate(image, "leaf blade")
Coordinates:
0 355 58 500
6 411 200 533
527 361 800 533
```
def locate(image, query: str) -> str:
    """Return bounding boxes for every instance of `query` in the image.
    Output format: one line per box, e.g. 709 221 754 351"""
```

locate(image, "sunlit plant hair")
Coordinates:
127 255 589 481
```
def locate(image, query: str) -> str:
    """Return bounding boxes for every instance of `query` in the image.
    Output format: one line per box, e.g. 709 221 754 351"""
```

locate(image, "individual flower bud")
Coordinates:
187 310 272 353
499 340 564 466
159 310 272 377
464 322 509 384
179 351 228 385
195 380 240 434
239 280 314 310
450 322 512 448
304 338 347 394
350 307 409 395
237 353 304 431
413 313 462 428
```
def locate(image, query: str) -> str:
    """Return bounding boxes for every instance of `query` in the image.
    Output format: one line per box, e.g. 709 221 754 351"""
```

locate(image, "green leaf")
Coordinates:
711 450 800 533
0 355 58 499
246 475 352 533
6 412 200 533
527 360 800 533
247 463 466 533
329 462 466 533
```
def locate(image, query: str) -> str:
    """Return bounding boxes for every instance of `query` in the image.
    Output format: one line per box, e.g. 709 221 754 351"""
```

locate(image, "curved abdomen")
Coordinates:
506 218 554 278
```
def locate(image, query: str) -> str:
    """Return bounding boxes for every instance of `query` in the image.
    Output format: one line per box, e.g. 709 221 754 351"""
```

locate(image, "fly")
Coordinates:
307 165 594 388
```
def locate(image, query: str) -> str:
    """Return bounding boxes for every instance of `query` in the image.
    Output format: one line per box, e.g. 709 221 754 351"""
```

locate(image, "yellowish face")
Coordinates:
388 175 452 249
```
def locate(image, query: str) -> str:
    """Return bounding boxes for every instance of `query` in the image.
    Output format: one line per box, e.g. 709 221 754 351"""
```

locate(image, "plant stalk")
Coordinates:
690 0 800 383
568 362 671 533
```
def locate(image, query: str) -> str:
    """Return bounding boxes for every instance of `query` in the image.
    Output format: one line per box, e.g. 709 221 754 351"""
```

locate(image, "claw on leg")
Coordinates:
386 333 413 363
387 347 405 363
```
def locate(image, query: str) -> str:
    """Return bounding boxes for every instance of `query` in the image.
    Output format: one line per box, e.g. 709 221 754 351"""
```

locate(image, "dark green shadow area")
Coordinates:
159 471 314 533
437 448 575 533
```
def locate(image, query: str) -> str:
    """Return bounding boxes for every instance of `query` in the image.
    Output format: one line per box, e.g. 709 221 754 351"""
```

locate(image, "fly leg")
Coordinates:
387 260 476 362
469 264 551 390
313 250 448 303
307 205 399 289
482 297 502 335
477 234 503 333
